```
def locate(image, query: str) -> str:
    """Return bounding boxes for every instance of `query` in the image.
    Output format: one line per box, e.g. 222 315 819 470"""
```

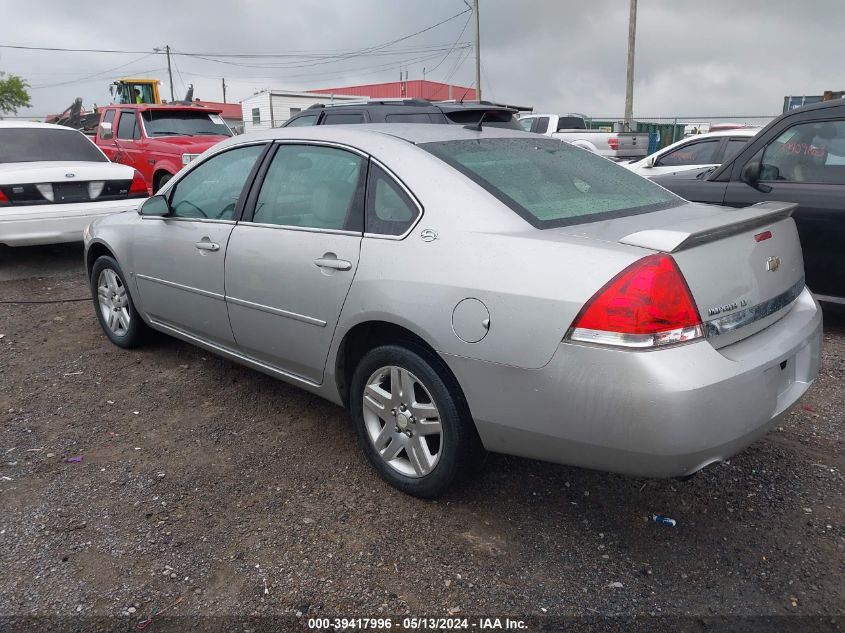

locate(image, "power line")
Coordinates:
426 11 473 75
29 54 157 89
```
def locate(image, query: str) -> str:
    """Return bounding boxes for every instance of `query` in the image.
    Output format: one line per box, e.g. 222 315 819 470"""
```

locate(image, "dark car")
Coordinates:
282 99 522 130
652 99 845 305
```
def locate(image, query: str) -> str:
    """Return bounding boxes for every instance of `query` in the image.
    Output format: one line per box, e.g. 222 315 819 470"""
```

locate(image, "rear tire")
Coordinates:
90 255 149 348
349 344 479 498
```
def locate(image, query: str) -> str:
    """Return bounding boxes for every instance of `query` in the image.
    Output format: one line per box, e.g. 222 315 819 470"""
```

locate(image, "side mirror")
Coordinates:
741 160 773 193
741 160 761 184
99 121 113 140
139 194 171 217
644 155 657 168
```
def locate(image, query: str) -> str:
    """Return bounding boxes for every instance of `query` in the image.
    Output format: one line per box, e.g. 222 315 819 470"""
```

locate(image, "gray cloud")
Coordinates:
1 0 838 120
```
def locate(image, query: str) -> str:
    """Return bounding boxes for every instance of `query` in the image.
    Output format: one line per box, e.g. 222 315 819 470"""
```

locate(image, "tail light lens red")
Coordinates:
567 254 703 349
128 170 149 198
607 136 620 150
0 188 9 206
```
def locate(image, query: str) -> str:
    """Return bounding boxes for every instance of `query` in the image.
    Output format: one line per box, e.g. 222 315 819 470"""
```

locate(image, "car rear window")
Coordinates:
442 110 522 130
421 137 681 228
0 127 106 163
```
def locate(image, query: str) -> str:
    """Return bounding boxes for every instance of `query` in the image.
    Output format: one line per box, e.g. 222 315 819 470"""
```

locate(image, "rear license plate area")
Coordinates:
53 183 89 203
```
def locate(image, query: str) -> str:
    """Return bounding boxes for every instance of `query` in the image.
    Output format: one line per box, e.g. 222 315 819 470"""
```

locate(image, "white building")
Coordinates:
240 90 365 132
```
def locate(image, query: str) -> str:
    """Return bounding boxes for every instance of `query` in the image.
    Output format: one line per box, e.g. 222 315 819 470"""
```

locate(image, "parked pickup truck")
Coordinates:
92 104 232 193
518 113 647 160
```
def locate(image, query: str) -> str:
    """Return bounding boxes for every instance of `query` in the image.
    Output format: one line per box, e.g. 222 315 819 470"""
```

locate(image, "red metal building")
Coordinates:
310 80 477 102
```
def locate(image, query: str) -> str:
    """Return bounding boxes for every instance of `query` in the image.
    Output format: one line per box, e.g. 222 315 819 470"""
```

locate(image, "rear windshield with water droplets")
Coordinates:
421 137 681 228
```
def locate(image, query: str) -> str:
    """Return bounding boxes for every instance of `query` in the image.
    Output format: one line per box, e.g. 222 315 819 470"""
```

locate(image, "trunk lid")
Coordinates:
0 161 136 206
561 201 805 348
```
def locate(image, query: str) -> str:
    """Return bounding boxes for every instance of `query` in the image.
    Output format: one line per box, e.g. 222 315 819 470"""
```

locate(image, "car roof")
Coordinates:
223 122 535 150
0 120 73 130
303 99 516 113
681 128 760 139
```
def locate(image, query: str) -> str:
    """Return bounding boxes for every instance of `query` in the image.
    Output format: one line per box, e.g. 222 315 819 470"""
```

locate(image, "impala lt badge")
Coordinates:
766 256 781 272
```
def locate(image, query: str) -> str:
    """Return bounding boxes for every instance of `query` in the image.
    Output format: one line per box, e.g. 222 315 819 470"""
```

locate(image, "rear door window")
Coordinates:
384 113 435 123
285 114 319 127
251 144 365 231
422 137 680 229
322 112 365 125
655 139 720 167
723 137 750 161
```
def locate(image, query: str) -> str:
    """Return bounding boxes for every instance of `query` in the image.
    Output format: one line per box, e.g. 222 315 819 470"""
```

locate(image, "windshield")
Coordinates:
421 137 681 228
0 127 106 163
142 111 232 137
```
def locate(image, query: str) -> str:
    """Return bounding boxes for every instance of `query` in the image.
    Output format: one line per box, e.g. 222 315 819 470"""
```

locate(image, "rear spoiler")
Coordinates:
618 202 796 253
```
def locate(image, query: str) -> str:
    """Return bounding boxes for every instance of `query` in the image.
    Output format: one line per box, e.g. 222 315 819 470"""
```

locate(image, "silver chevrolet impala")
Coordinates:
84 124 822 498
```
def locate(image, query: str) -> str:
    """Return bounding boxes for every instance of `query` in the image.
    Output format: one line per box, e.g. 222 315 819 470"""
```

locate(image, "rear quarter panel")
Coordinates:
337 143 646 369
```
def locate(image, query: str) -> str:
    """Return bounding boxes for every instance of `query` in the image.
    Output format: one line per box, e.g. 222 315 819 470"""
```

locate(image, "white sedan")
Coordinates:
0 121 148 247
624 128 759 178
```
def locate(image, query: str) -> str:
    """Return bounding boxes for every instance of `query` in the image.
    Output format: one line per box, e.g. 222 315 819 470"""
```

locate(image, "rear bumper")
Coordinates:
0 199 141 246
443 287 822 478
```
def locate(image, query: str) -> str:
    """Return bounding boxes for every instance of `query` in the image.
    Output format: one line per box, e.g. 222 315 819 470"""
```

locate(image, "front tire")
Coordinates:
90 255 148 348
155 172 172 193
349 344 478 498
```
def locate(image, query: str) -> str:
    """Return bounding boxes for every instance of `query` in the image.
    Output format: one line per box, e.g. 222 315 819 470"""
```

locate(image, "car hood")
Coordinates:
0 161 134 184
143 135 229 154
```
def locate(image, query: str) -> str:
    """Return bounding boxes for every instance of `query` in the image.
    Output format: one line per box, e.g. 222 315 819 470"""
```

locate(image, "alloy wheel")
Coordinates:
97 268 131 337
362 365 443 478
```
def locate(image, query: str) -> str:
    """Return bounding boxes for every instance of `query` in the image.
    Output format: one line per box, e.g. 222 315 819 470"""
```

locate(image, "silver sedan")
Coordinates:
84 124 822 497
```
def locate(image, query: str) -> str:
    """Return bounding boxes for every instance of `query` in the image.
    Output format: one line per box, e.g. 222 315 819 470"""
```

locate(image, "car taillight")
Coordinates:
0 188 9 206
566 254 703 349
128 170 149 198
607 136 620 150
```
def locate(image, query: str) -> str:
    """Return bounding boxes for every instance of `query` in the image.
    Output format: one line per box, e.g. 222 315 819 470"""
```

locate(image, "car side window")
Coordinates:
252 144 365 231
168 144 265 220
535 117 550 134
365 164 420 236
285 114 318 127
723 138 749 161
760 121 845 184
322 112 364 125
655 139 720 167
116 112 137 140
102 110 116 126
518 118 534 132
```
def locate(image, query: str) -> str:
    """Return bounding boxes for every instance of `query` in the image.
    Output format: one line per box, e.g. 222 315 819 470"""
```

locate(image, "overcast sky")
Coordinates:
1 0 841 121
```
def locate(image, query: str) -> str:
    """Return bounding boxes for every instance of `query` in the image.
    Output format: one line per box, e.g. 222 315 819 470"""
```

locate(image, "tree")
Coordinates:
0 72 31 115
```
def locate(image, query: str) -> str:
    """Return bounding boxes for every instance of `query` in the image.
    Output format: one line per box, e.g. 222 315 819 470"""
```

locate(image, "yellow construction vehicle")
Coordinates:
109 78 162 105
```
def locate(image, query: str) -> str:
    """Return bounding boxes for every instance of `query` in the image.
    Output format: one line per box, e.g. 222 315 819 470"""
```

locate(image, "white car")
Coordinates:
624 128 759 178
0 121 148 247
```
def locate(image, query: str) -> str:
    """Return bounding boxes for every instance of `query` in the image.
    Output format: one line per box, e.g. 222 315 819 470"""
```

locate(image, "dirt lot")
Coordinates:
1 243 843 632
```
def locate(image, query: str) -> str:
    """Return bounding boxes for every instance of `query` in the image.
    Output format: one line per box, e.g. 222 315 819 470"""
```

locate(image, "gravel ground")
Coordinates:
0 243 843 632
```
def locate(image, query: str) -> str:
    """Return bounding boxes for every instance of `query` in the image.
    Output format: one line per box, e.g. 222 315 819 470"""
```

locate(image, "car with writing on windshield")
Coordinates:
84 124 821 497
92 104 232 193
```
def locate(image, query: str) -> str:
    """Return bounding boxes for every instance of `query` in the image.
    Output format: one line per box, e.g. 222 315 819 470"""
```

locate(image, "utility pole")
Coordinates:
474 0 482 100
222 78 227 103
166 44 174 102
623 0 637 131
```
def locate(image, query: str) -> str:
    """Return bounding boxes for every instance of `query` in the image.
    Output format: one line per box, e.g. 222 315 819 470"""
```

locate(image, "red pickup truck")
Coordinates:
93 104 232 193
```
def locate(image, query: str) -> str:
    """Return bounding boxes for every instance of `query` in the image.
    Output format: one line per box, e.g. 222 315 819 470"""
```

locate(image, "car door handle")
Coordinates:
195 241 220 252
314 256 352 271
